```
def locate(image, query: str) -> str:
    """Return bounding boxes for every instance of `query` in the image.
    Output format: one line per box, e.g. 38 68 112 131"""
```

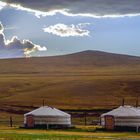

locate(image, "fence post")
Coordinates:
10 116 13 127
84 112 87 126
136 126 139 133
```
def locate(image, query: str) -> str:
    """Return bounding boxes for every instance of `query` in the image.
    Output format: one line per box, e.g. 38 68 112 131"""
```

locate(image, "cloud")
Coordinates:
1 0 140 18
0 23 47 58
43 23 90 37
0 22 4 33
0 1 6 10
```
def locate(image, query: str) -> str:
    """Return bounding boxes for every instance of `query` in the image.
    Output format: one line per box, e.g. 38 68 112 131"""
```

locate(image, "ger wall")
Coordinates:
24 115 71 127
101 116 140 128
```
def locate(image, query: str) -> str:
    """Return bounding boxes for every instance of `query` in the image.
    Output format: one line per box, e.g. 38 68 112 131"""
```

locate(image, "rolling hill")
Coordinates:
0 50 140 74
0 50 140 110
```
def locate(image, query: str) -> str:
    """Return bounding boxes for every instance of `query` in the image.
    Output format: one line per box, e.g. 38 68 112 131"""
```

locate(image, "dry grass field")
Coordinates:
0 50 139 121
0 51 139 110
0 71 140 109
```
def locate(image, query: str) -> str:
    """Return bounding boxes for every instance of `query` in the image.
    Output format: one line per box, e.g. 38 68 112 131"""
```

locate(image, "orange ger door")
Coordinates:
26 115 34 128
105 115 115 130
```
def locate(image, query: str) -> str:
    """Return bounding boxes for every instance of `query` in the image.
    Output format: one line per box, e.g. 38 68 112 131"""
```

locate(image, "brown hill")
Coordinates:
0 50 140 74
0 50 140 110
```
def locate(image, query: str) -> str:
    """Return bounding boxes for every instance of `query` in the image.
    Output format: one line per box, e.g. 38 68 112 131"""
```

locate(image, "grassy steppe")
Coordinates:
0 51 139 111
0 66 140 109
0 126 140 140
0 51 140 139
0 51 139 122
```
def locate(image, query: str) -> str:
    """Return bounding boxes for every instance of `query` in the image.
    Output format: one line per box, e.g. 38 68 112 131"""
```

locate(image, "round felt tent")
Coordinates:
24 106 71 128
101 106 140 131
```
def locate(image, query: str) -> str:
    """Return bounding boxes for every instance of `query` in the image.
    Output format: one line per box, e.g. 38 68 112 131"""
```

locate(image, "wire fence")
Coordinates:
0 112 101 128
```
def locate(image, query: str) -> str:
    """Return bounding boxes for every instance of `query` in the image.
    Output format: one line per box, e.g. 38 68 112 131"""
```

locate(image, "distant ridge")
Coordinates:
55 50 140 66
0 50 140 71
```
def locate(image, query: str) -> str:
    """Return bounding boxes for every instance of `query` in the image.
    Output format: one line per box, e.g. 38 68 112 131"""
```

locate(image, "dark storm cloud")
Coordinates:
1 0 140 17
0 23 47 58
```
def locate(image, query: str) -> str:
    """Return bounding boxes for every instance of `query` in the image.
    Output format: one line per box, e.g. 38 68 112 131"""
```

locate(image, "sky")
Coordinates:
0 0 140 58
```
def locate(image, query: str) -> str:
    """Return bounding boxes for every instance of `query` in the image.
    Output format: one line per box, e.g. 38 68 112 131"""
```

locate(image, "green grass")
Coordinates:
0 133 81 140
1 126 140 140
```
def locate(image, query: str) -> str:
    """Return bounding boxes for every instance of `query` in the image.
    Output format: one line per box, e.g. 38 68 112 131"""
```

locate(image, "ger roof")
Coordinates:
101 106 140 117
24 106 70 117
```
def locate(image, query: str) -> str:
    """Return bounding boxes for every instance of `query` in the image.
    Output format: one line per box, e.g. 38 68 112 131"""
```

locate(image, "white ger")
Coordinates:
101 106 140 131
24 106 71 128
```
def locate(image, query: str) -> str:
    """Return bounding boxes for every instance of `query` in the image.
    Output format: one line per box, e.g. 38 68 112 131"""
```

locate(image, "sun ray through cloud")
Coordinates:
0 22 47 58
